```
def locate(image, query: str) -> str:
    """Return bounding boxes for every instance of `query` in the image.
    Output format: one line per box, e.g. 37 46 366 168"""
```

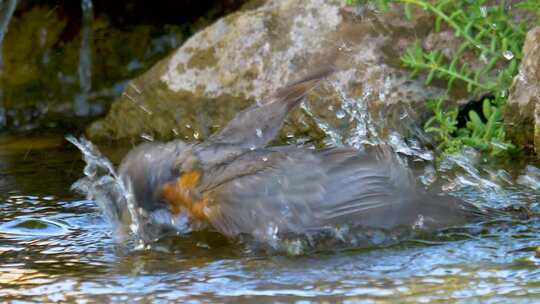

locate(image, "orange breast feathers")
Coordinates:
161 170 210 221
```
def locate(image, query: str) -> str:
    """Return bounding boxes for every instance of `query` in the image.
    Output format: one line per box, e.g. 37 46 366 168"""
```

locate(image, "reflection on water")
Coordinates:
0 0 18 127
1 134 540 302
74 0 94 117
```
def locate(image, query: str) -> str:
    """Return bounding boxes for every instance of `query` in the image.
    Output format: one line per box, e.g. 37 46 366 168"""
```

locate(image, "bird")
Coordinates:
117 66 491 248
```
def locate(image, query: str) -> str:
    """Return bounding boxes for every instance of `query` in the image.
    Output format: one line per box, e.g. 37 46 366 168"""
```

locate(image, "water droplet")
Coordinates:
503 50 514 60
256 128 263 138
412 214 425 230
193 131 199 139
480 53 488 64
285 239 304 256
266 222 279 241
336 109 346 119
262 157 268 162
249 145 256 151
400 112 408 120
420 165 436 186
185 124 191 129
139 105 152 115
333 225 350 242
140 133 154 141
129 83 142 94
480 6 487 17
196 241 210 249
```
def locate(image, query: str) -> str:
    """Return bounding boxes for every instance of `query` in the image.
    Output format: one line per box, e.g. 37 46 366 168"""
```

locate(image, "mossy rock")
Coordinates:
88 0 445 144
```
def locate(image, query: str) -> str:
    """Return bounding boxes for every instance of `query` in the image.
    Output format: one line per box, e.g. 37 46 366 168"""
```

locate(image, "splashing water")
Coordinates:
68 135 289 250
66 136 131 237
438 148 504 204
388 132 433 162
4 134 540 301
305 76 433 164
324 80 536 214
66 73 540 254
66 134 428 254
302 76 540 217
516 165 540 212
301 101 344 147
67 136 192 246
299 78 382 149
332 79 382 149
517 165 540 190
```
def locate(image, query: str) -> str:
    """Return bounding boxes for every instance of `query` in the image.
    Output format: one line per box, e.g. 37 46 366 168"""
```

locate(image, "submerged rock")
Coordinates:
505 27 540 154
87 0 445 144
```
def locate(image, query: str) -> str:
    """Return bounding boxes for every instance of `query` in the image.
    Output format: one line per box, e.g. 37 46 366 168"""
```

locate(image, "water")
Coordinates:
2 134 540 302
0 0 18 127
74 0 94 117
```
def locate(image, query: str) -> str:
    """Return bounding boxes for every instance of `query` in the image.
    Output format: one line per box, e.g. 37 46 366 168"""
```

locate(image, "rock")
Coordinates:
1 1 244 132
505 27 540 154
87 0 446 144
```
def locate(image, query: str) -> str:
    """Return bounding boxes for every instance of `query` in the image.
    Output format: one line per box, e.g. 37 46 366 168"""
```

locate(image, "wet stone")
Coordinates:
88 0 444 144
505 27 540 154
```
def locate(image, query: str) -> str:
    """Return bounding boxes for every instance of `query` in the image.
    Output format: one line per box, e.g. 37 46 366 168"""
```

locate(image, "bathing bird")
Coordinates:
118 66 488 245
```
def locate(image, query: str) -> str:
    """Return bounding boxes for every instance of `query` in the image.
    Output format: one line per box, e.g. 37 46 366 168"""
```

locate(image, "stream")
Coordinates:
1 133 540 303
2 0 540 302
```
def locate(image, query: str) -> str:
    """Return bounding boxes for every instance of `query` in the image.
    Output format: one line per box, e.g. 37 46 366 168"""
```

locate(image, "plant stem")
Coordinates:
400 0 495 57
403 58 493 91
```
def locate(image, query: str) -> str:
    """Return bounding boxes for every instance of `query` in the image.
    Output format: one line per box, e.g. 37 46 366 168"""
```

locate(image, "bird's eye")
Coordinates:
172 158 184 173
172 166 182 176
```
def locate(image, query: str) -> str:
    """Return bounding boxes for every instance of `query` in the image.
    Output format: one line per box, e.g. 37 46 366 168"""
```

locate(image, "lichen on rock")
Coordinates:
88 0 446 144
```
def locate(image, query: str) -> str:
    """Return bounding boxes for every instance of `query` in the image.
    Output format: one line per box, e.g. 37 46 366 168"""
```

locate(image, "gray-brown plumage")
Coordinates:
118 67 488 245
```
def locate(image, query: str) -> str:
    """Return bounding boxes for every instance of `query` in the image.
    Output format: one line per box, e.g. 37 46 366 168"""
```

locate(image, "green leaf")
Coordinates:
400 0 522 159
482 98 492 118
405 3 412 20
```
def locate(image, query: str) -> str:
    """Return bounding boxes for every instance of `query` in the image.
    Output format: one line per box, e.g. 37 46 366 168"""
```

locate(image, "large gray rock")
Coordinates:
505 27 540 154
87 0 444 145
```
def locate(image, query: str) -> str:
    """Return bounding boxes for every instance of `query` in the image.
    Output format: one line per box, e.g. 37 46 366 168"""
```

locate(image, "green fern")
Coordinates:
401 44 496 94
516 0 540 18
425 97 516 157
347 0 539 157
424 98 461 154
399 0 525 98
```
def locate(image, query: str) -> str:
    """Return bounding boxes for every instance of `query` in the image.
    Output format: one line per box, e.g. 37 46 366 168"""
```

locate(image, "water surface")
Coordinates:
1 134 540 303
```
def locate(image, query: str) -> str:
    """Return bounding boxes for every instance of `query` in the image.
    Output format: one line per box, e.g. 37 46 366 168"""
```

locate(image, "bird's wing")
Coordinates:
194 66 335 167
199 146 467 241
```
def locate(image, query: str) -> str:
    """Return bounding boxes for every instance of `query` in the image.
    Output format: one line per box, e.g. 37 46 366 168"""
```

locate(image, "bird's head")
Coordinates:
118 139 195 241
